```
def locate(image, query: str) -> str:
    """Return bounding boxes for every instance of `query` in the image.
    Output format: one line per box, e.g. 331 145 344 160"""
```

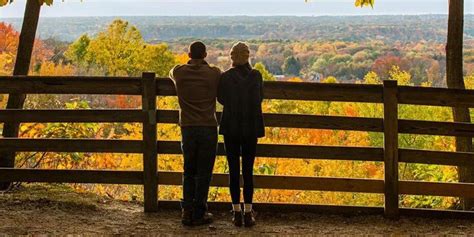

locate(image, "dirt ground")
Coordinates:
1 185 474 235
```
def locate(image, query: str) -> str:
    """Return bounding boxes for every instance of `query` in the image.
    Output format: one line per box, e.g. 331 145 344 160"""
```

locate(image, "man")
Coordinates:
169 41 222 226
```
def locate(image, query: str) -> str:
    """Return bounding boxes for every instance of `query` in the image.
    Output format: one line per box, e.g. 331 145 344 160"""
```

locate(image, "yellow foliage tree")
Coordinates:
36 61 76 76
388 65 412 85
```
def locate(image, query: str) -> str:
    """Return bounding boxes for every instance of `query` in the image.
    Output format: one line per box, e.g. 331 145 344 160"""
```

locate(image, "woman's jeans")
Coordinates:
224 135 257 204
180 126 217 219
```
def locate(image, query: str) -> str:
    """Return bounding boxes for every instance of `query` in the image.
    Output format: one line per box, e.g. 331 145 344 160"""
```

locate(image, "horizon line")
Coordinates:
2 13 474 19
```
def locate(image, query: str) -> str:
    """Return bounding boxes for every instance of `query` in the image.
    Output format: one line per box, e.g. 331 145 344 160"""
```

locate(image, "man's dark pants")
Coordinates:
180 126 217 219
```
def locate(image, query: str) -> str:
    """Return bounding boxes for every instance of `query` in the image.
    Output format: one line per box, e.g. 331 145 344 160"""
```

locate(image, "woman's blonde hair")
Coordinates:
230 42 250 67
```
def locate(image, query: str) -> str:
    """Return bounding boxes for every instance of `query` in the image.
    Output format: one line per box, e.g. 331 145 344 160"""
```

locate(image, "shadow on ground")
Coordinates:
0 184 473 235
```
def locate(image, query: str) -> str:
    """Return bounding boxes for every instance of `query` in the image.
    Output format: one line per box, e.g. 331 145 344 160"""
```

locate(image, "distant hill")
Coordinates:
1 15 473 43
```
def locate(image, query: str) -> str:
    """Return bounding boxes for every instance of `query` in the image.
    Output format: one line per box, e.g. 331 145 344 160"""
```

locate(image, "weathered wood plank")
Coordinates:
156 77 384 102
157 141 384 162
0 168 143 184
383 80 399 219
400 149 474 167
398 86 474 107
157 200 385 215
0 138 383 161
2 76 474 107
264 81 383 102
158 171 384 193
399 119 474 137
263 113 383 131
0 109 143 123
3 138 471 166
157 110 384 132
5 109 474 137
158 200 474 219
141 72 158 212
400 181 474 198
156 78 176 96
400 208 474 219
0 138 143 153
0 76 142 95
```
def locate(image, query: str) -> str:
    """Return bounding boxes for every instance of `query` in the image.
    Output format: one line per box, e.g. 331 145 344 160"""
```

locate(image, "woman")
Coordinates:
217 42 265 227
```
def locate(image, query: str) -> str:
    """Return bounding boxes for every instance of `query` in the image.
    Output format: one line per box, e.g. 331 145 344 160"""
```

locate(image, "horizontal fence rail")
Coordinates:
2 169 474 199
399 149 474 167
0 138 143 153
0 168 144 184
1 74 474 218
3 76 474 107
0 76 143 95
156 78 385 102
3 109 474 137
157 141 384 161
159 110 385 132
398 86 474 107
0 109 144 123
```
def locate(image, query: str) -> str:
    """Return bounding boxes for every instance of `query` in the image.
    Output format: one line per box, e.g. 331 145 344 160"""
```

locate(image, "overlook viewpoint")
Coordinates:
1 0 474 235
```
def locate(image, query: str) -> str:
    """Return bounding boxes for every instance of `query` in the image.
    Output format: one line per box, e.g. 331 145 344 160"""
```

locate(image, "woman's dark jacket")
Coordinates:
217 64 265 138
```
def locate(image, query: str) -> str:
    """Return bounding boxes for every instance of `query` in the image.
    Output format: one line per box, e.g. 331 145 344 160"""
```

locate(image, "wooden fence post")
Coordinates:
383 80 399 219
142 72 158 212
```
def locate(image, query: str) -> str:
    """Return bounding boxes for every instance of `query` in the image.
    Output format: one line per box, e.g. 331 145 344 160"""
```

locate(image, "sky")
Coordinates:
0 0 473 17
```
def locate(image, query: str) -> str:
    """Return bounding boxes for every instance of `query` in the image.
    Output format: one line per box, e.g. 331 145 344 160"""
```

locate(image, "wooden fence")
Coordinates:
1 73 474 218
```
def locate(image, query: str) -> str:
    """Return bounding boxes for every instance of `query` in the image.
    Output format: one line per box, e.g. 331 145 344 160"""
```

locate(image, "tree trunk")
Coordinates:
446 0 474 210
0 0 42 190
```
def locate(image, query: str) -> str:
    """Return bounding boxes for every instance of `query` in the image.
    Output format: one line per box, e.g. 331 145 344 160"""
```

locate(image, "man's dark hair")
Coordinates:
189 41 207 59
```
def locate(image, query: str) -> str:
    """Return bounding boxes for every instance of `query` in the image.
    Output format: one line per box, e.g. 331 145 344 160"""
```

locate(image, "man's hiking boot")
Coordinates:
193 212 214 226
181 209 193 226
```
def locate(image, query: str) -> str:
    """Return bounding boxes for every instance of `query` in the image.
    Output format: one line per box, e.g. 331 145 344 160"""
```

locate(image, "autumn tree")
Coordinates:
65 19 176 77
0 53 14 76
36 61 75 76
0 23 19 55
0 22 52 75
371 55 409 80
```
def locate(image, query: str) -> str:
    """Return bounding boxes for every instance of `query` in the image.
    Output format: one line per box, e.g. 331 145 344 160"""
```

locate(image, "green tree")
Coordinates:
139 44 177 77
64 34 91 67
85 19 144 76
254 62 276 81
282 56 302 76
65 19 176 77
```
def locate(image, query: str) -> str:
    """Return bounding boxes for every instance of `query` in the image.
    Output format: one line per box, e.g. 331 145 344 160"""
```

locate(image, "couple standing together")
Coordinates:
169 41 265 227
